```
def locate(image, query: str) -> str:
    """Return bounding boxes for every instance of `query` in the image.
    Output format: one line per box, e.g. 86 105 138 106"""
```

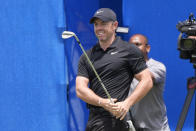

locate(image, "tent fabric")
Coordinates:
0 0 68 131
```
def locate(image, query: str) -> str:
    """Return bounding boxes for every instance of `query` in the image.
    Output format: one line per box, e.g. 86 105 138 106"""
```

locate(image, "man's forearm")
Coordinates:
126 70 153 108
77 86 102 106
76 76 118 114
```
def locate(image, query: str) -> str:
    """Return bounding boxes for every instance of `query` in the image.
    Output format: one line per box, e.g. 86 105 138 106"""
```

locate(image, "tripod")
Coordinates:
176 69 196 131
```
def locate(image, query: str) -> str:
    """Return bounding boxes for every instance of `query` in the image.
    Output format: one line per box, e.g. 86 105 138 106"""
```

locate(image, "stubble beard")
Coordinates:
98 33 114 44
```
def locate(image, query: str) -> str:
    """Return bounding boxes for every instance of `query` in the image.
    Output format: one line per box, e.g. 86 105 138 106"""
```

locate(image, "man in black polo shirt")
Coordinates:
76 8 153 131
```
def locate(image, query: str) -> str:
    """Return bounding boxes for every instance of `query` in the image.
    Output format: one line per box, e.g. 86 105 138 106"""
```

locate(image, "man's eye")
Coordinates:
135 43 142 46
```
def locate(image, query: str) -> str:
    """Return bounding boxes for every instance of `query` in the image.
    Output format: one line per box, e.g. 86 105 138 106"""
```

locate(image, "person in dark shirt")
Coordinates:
76 8 153 131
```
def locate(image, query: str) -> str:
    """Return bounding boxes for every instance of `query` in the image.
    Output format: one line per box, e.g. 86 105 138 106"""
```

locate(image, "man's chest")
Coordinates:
91 49 129 73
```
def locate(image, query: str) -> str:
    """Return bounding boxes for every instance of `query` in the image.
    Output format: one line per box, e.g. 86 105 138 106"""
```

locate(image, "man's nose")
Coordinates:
95 24 103 30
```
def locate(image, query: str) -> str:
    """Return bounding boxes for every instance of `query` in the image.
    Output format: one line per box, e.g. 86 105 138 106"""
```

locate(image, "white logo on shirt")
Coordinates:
110 51 118 55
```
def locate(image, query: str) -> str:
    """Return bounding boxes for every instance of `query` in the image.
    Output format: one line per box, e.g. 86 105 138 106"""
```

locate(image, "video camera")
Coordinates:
176 13 196 64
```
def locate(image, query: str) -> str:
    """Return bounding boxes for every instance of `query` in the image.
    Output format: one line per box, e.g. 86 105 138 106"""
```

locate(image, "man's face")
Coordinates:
93 19 117 42
129 35 150 56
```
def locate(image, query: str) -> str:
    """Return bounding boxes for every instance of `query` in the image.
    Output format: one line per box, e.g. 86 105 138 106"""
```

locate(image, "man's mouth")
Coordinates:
97 31 105 37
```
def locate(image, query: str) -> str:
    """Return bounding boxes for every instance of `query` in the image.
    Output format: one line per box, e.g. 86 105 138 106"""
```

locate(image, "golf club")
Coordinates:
62 31 112 102
62 31 136 131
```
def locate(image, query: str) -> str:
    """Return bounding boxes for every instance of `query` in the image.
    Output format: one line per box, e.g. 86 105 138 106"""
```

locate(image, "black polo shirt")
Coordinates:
77 36 147 106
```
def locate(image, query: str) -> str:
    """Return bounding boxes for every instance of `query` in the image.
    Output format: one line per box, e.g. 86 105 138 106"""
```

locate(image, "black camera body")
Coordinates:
176 13 196 64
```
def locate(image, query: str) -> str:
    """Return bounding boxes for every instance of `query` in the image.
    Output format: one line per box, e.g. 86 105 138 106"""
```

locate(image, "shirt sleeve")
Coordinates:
148 60 166 84
127 44 147 75
77 54 89 78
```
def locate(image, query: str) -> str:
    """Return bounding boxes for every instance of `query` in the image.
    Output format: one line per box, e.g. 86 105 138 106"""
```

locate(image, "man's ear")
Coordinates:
113 21 118 29
146 45 151 53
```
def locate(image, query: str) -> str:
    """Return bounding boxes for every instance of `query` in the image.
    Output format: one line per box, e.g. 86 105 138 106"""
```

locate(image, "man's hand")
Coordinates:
112 100 131 120
99 98 130 120
99 98 118 114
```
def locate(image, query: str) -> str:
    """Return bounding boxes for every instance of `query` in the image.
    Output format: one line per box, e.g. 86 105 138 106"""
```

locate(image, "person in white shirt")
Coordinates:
129 34 170 131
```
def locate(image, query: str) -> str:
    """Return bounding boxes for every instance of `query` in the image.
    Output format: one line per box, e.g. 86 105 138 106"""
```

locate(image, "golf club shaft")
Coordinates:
74 36 112 102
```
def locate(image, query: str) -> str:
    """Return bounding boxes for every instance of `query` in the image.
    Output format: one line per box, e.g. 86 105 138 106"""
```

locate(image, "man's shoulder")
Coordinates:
117 37 132 46
148 58 164 65
148 58 166 71
116 37 139 52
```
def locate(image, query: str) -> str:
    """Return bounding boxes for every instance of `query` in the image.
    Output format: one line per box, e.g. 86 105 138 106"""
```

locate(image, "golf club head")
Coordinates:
62 31 75 39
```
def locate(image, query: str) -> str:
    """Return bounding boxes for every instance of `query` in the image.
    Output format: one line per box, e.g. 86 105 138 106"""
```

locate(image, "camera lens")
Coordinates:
184 39 193 49
181 39 194 50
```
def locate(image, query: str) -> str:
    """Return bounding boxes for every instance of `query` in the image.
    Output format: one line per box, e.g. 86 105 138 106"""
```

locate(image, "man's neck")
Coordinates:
145 56 149 62
99 35 116 51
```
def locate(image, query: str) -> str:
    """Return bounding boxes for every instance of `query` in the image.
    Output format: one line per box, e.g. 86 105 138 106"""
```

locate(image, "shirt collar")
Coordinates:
94 36 121 51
